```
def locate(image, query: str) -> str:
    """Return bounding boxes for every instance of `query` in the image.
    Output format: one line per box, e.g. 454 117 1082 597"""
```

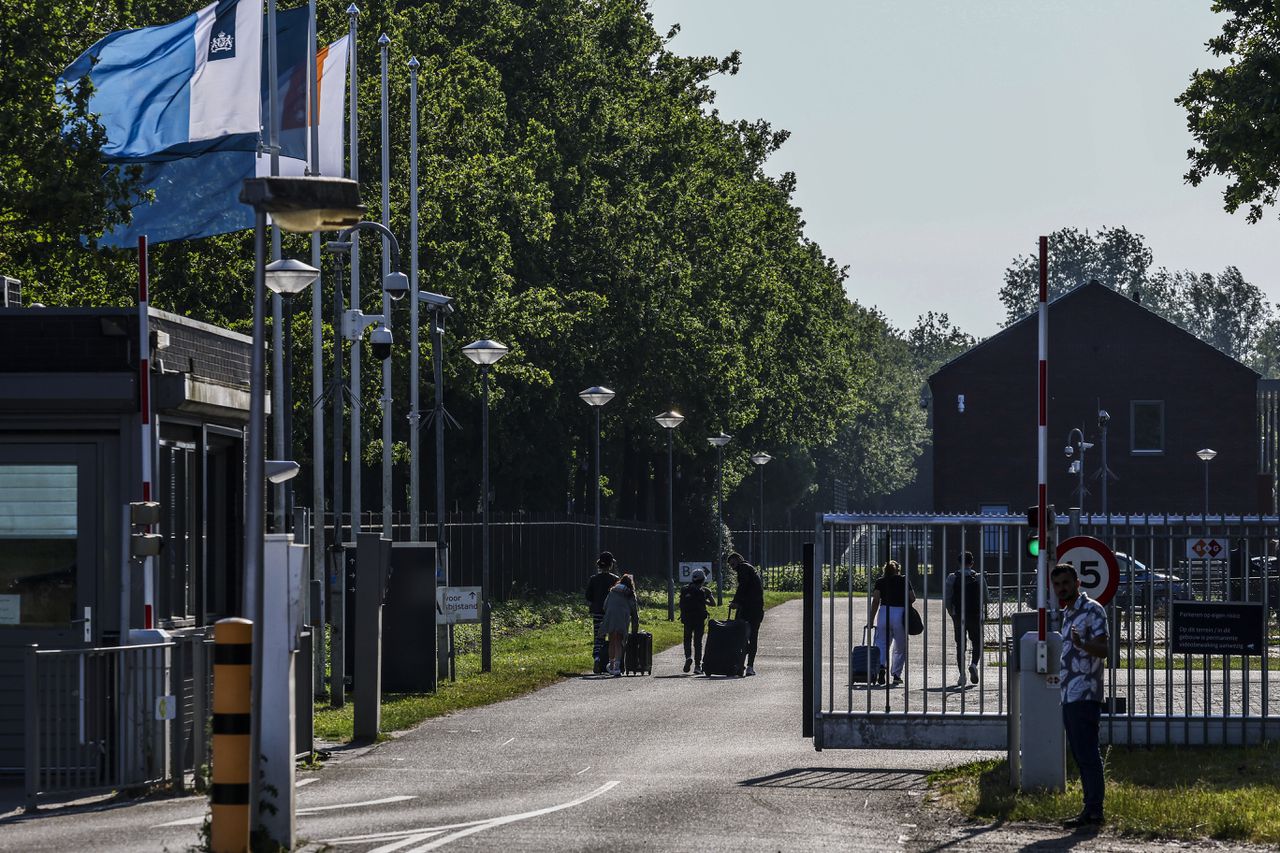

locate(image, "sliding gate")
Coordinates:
809 512 1280 750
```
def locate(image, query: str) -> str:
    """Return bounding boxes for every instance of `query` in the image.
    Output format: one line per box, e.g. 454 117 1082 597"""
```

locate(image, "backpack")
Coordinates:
949 570 982 618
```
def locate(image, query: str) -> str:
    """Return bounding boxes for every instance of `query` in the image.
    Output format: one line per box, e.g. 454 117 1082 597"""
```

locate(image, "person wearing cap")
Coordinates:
585 551 619 673
728 552 765 676
679 569 716 674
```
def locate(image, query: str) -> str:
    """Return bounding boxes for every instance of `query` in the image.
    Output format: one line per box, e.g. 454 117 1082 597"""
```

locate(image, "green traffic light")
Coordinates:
1026 534 1040 559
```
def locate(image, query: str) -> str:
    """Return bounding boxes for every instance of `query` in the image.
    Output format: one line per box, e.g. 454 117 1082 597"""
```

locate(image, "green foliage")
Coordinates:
998 226 1152 324
908 311 977 377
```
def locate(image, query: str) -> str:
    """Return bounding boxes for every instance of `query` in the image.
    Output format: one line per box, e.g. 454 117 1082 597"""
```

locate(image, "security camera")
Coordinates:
1064 445 1074 458
1098 409 1110 428
383 271 409 301
417 289 455 314
370 323 393 361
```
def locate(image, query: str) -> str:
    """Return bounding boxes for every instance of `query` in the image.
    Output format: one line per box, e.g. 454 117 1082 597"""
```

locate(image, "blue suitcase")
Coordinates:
851 626 881 683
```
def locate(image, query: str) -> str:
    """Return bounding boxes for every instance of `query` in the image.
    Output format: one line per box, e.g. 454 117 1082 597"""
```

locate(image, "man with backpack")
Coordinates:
680 569 716 674
945 551 984 686
584 551 620 673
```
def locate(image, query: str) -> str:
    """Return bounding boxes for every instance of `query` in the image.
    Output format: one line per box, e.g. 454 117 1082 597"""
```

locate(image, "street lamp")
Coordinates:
1197 448 1217 519
655 411 685 620
751 451 772 578
265 259 318 527
239 175 363 840
463 339 508 673
1065 429 1093 515
579 386 615 559
708 432 732 605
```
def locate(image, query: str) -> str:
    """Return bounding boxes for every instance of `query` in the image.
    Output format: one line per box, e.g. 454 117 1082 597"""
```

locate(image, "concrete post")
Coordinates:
261 533 305 848
354 533 389 741
1017 630 1065 791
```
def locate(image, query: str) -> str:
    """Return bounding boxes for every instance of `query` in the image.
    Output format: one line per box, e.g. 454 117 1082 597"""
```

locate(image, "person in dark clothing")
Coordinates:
584 551 619 673
870 560 916 685
680 569 716 674
728 552 765 676
945 551 984 686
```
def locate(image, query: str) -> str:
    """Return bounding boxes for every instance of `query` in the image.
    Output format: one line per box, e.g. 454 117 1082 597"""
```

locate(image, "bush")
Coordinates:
763 563 868 592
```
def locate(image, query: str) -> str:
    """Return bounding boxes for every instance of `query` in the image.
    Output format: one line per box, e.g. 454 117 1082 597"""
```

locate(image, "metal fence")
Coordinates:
811 512 1280 749
24 633 213 810
322 512 668 598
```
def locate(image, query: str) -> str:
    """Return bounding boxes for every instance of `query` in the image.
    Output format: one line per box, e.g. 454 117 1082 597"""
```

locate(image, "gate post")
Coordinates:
1018 630 1065 791
802 542 814 739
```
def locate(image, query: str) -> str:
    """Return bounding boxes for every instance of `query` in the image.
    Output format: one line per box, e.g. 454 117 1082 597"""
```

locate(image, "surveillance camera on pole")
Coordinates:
417 289 455 314
370 323 393 361
382 271 409 301
342 309 394 360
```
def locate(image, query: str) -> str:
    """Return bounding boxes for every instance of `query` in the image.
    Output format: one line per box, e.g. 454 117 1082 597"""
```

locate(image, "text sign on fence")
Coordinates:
679 561 712 583
1171 601 1264 654
436 586 482 624
1186 537 1230 561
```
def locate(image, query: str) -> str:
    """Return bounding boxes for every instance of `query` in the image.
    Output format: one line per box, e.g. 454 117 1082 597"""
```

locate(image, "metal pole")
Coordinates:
666 428 674 621
245 210 268 831
1036 235 1048 647
307 0 326 695
715 443 724 606
481 365 492 671
408 57 421 542
347 4 361 537
433 312 448 679
594 406 602 556
1204 460 1210 520
759 462 766 570
379 34 393 540
269 0 285 535
330 250 346 708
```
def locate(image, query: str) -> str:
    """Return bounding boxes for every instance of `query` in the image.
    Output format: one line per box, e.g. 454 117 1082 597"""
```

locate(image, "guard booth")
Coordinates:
0 305 252 784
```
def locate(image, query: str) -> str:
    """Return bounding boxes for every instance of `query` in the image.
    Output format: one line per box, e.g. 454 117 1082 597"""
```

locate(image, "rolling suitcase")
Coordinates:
624 631 653 675
702 609 748 677
851 626 881 683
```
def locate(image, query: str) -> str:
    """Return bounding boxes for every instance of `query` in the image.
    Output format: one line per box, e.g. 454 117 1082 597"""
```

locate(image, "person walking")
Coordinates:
584 551 619 673
727 553 765 676
679 569 716 674
1052 562 1109 827
944 551 984 686
599 573 640 677
869 560 915 685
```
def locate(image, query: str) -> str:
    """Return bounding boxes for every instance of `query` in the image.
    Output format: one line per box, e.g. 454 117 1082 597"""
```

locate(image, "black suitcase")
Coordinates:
703 616 748 677
624 631 653 675
851 626 881 683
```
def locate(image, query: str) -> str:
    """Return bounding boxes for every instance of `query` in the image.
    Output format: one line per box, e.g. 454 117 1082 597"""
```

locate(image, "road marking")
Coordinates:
153 816 205 828
576 766 590 775
298 778 319 788
500 737 514 747
299 795 415 815
316 781 620 850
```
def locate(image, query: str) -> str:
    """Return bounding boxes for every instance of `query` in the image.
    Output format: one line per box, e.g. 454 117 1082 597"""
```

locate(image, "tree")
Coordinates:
1177 0 1280 223
997 226 1153 324
907 311 977 376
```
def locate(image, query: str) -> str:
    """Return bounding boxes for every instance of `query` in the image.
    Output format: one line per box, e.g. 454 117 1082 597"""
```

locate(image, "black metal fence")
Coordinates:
322 512 668 600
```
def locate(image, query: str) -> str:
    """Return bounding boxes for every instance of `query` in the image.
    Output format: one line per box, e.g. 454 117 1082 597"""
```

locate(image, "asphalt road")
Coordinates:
1 599 1274 851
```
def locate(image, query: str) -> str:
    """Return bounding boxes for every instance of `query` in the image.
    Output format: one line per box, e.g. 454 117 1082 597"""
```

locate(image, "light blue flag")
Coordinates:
60 0 262 162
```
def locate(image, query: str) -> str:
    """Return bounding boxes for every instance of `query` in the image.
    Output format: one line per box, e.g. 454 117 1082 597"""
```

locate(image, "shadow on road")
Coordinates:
737 768 929 791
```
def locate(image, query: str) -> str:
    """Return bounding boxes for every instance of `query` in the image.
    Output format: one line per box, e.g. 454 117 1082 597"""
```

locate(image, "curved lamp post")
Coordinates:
655 411 685 620
579 386 615 560
750 451 772 580
463 339 508 673
708 432 732 605
240 175 363 843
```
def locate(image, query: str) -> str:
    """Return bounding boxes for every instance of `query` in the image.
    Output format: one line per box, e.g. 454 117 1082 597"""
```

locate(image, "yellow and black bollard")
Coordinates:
211 617 253 853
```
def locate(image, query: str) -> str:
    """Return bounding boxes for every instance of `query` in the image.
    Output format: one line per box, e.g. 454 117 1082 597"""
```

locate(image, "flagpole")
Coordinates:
408 55 420 542
307 0 327 698
347 4 361 539
379 32 392 540
269 0 285 536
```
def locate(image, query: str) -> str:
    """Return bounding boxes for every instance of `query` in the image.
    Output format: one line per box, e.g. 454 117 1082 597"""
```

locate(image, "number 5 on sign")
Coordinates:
1055 536 1120 607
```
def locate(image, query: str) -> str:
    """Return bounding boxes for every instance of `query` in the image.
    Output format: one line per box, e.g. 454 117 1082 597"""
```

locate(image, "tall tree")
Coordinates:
907 311 977 377
1178 0 1280 223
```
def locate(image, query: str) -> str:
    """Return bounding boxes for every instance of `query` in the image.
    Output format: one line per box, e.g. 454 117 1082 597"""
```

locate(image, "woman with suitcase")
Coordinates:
599 573 640 677
870 560 916 685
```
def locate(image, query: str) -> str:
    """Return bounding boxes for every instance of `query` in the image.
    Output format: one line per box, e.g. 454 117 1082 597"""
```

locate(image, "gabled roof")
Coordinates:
929 280 1261 381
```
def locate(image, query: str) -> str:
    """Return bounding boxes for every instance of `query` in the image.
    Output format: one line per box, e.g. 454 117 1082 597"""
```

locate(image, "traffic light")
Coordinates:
129 501 164 557
1025 504 1054 559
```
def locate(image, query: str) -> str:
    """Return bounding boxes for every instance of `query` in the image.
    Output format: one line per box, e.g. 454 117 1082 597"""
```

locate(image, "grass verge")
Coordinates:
313 589 801 743
927 743 1280 844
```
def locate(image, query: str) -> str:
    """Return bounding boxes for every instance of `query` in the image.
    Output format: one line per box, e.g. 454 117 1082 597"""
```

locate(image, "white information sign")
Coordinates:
436 586 482 624
0 594 18 625
678 561 712 583
1186 537 1230 562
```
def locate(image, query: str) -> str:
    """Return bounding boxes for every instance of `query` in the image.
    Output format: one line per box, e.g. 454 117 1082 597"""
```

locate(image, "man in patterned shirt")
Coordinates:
1052 562 1110 827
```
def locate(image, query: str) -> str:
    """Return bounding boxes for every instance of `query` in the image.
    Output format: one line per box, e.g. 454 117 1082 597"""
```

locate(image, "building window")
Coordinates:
1131 401 1164 455
981 504 1008 554
0 464 77 627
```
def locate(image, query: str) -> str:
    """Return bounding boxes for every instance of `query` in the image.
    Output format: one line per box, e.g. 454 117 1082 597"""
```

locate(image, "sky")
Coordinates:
646 1 1279 339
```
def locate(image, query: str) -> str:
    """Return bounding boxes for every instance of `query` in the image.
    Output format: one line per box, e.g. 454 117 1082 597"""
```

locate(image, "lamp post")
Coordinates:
1197 448 1217 520
463 339 508 673
708 432 732 605
579 386 615 559
750 451 772 578
655 411 685 620
239 175 363 846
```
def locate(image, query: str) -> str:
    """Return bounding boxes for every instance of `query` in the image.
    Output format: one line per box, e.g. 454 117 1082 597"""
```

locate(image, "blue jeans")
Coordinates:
1062 700 1104 816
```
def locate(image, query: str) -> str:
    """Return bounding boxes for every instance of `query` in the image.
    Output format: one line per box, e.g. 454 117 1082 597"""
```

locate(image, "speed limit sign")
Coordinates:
1055 535 1120 606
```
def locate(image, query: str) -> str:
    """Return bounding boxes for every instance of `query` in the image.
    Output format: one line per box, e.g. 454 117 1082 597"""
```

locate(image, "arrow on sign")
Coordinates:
469 592 477 601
